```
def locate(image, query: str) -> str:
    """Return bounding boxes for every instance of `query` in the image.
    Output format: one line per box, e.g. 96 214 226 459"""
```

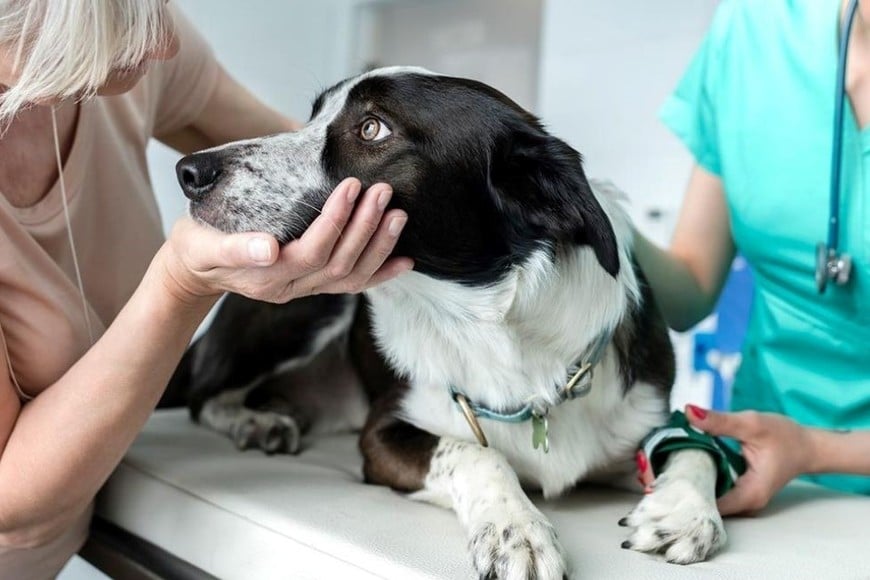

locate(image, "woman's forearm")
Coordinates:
633 165 736 331
633 232 720 331
0 253 216 545
807 429 870 476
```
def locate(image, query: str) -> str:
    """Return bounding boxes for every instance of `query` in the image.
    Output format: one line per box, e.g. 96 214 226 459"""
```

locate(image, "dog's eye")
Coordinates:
359 117 392 142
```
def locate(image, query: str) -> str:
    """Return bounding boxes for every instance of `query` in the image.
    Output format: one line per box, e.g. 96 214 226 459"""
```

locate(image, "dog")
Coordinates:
164 66 725 579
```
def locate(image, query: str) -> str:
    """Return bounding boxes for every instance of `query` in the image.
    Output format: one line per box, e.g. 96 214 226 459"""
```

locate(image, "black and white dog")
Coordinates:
166 67 724 579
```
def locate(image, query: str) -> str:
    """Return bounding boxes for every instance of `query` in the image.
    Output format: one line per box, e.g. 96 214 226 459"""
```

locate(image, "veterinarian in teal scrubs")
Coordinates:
635 0 870 513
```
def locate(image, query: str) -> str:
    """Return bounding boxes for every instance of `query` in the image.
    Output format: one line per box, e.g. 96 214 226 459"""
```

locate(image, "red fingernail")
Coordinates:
687 404 708 420
636 451 647 474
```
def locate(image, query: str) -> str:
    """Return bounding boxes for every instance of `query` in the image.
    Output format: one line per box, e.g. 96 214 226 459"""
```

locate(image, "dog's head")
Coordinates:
176 67 619 283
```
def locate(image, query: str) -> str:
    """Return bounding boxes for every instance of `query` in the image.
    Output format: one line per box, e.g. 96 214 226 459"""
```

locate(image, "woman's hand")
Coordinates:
683 405 814 516
157 177 412 304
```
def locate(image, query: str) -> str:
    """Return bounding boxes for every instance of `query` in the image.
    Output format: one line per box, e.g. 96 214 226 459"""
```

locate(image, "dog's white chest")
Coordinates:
400 373 667 497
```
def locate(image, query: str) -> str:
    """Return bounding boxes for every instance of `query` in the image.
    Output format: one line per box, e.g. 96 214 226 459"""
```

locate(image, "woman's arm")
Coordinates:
633 164 736 331
0 178 410 548
807 428 870 475
683 406 870 516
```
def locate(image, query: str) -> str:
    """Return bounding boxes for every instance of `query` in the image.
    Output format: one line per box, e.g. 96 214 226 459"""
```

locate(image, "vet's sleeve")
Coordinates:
658 5 732 177
150 4 220 138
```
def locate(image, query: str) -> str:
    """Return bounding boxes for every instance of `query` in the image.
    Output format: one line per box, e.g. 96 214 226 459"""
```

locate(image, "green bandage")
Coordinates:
640 411 748 498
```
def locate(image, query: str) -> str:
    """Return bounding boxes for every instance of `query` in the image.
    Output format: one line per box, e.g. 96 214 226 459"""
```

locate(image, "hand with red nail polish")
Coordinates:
683 404 813 516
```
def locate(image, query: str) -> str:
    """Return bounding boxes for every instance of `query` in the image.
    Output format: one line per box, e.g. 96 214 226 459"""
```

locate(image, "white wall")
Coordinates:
353 0 542 111
538 0 719 244
538 0 721 408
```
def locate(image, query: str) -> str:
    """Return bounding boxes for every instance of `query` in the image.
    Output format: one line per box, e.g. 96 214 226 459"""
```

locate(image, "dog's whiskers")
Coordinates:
295 198 343 238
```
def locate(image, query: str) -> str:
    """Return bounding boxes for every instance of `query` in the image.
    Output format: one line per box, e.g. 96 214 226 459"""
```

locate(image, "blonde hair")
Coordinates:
0 0 170 122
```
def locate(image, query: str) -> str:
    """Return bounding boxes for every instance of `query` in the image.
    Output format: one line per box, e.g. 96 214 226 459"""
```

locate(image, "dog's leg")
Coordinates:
197 323 367 455
620 449 725 564
198 382 305 454
417 439 567 580
361 408 567 580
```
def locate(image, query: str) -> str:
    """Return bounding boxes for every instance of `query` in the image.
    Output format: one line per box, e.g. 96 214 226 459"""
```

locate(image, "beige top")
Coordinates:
0 9 219 578
0 12 219 400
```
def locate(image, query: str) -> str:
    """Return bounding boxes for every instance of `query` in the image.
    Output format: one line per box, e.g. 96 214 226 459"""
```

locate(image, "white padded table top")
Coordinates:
95 410 870 579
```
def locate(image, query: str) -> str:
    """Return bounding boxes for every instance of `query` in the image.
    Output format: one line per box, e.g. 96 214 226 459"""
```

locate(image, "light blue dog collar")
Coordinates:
450 330 612 452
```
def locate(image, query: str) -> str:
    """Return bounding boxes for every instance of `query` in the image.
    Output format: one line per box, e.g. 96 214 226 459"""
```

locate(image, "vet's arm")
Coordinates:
157 66 301 154
807 429 870 475
632 164 735 331
685 406 870 515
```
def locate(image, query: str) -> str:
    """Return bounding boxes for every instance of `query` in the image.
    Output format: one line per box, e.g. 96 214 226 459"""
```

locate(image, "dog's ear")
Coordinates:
489 124 620 277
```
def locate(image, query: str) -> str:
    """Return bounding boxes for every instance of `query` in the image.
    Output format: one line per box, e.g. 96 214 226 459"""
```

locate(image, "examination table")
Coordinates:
84 410 870 579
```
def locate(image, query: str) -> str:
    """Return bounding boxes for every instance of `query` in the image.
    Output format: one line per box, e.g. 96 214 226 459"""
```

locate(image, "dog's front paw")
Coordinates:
468 508 567 580
621 477 725 564
231 411 301 455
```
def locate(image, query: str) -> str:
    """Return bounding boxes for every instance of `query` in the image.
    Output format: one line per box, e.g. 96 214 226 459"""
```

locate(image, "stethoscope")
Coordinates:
818 0 860 293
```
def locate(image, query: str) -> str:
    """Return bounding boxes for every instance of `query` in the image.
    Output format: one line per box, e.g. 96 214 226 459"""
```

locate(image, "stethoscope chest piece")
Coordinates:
819 0 859 295
815 243 853 294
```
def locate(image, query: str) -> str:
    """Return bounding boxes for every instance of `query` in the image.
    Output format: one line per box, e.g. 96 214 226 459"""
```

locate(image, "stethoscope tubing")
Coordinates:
829 0 860 253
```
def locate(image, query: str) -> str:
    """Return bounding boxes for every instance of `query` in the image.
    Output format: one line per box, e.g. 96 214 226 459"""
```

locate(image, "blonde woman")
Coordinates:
0 1 411 576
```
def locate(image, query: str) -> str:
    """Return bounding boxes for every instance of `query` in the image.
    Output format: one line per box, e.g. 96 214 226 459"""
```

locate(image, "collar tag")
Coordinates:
531 413 550 453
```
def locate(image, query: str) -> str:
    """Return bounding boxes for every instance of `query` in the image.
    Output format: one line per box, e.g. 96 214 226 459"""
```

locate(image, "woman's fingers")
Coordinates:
278 178 363 275
317 183 394 281
334 208 408 292
362 256 415 291
685 405 765 440
285 206 409 297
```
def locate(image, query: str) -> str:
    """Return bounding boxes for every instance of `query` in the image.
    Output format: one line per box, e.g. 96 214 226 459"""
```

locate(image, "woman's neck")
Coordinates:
850 0 870 43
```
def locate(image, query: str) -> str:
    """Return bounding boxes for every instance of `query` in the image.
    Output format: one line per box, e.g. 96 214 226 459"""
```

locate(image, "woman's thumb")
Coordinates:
685 404 733 437
171 218 279 269
239 235 278 266
686 405 757 442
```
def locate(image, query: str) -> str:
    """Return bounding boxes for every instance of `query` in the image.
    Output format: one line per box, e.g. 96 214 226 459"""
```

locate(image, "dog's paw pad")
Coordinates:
469 513 566 580
623 479 725 564
232 412 301 455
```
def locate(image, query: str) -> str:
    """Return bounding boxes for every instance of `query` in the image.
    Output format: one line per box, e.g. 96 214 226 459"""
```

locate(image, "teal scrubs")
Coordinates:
660 0 870 494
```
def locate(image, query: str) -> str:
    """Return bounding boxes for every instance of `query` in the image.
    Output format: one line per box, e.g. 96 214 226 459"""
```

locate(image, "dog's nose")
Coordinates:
176 152 222 201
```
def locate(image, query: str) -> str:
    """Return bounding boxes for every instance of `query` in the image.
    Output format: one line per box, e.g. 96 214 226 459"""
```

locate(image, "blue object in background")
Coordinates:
692 257 754 410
